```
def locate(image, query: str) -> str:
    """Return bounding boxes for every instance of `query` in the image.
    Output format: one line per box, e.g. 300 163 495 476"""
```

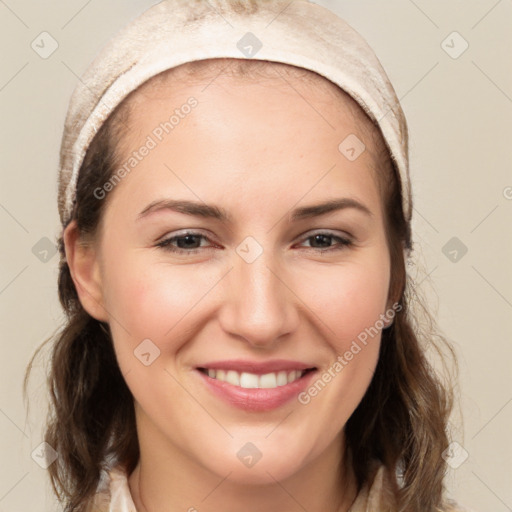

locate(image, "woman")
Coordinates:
25 0 467 510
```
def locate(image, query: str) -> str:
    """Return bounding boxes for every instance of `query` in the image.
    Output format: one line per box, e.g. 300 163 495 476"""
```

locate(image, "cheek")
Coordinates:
302 258 390 348
102 255 203 340
296 258 389 408
297 267 387 432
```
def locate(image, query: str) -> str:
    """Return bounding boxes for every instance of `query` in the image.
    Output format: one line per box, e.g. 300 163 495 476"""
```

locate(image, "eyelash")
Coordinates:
155 230 353 254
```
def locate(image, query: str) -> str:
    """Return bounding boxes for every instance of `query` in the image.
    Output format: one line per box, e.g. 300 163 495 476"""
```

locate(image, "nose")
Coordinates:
218 249 299 349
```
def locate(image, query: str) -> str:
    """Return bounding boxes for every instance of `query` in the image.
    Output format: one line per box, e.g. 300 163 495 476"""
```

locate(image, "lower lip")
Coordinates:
195 369 317 412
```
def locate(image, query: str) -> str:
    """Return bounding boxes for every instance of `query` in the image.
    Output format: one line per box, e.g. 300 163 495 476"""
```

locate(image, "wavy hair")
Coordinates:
24 57 458 512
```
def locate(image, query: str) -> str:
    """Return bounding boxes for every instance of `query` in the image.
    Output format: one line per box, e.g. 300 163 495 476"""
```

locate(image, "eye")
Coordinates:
155 230 353 255
297 231 353 252
155 231 214 254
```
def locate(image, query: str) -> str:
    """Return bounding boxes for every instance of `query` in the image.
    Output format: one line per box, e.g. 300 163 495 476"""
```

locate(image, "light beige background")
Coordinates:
1 1 511 511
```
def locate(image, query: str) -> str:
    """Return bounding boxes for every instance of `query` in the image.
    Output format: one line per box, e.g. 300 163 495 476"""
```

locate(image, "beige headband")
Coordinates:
57 0 411 236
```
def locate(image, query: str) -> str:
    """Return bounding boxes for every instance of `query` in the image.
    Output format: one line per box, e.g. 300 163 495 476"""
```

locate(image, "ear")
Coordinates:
63 220 109 322
383 254 405 328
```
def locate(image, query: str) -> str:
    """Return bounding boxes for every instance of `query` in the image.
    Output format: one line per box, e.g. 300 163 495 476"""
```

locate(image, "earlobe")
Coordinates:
383 313 394 329
383 295 402 329
63 220 109 322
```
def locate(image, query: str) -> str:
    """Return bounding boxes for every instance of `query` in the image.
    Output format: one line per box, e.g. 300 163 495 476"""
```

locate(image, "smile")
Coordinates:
198 368 312 389
195 360 318 412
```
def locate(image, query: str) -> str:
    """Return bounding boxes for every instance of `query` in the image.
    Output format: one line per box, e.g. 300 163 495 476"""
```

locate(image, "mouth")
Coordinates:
197 367 316 389
194 360 318 412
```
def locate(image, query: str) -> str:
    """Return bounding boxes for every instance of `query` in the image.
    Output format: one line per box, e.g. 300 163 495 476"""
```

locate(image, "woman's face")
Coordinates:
86 65 392 483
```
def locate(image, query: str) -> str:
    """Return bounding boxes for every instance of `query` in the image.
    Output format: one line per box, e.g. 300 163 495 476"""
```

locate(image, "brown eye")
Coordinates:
156 232 212 254
299 232 352 252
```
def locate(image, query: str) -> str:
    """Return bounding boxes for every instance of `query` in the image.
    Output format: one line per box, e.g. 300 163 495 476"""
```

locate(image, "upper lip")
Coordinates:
196 359 317 375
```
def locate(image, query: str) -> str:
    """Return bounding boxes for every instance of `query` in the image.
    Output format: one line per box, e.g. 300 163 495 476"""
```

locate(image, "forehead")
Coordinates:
121 58 381 169
101 61 383 224
124 61 372 167
126 58 372 129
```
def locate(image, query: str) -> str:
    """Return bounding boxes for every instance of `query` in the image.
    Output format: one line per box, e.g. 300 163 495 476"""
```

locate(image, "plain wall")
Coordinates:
1 1 511 510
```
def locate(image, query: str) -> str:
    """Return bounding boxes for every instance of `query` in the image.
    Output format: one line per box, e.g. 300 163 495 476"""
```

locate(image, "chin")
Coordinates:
214 457 305 486
197 437 313 485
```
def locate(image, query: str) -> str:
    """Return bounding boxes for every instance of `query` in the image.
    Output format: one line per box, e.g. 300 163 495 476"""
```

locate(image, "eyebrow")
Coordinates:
136 197 373 222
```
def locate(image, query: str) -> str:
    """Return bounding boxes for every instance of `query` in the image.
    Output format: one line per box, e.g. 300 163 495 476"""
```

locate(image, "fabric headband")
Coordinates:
57 0 412 246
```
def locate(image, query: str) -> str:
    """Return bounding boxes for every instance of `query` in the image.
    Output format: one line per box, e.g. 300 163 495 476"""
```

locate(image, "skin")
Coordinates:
64 63 393 512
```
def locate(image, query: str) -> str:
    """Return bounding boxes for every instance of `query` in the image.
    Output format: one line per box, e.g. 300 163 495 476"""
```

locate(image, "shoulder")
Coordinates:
350 462 399 511
350 462 474 512
86 464 138 512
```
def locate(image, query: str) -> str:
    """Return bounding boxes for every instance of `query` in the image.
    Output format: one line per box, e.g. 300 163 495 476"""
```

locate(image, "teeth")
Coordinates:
239 372 258 388
276 371 288 386
204 368 307 389
259 372 277 388
225 370 240 386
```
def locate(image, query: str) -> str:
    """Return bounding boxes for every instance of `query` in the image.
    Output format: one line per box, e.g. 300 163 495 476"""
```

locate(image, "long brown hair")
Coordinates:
24 58 458 512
